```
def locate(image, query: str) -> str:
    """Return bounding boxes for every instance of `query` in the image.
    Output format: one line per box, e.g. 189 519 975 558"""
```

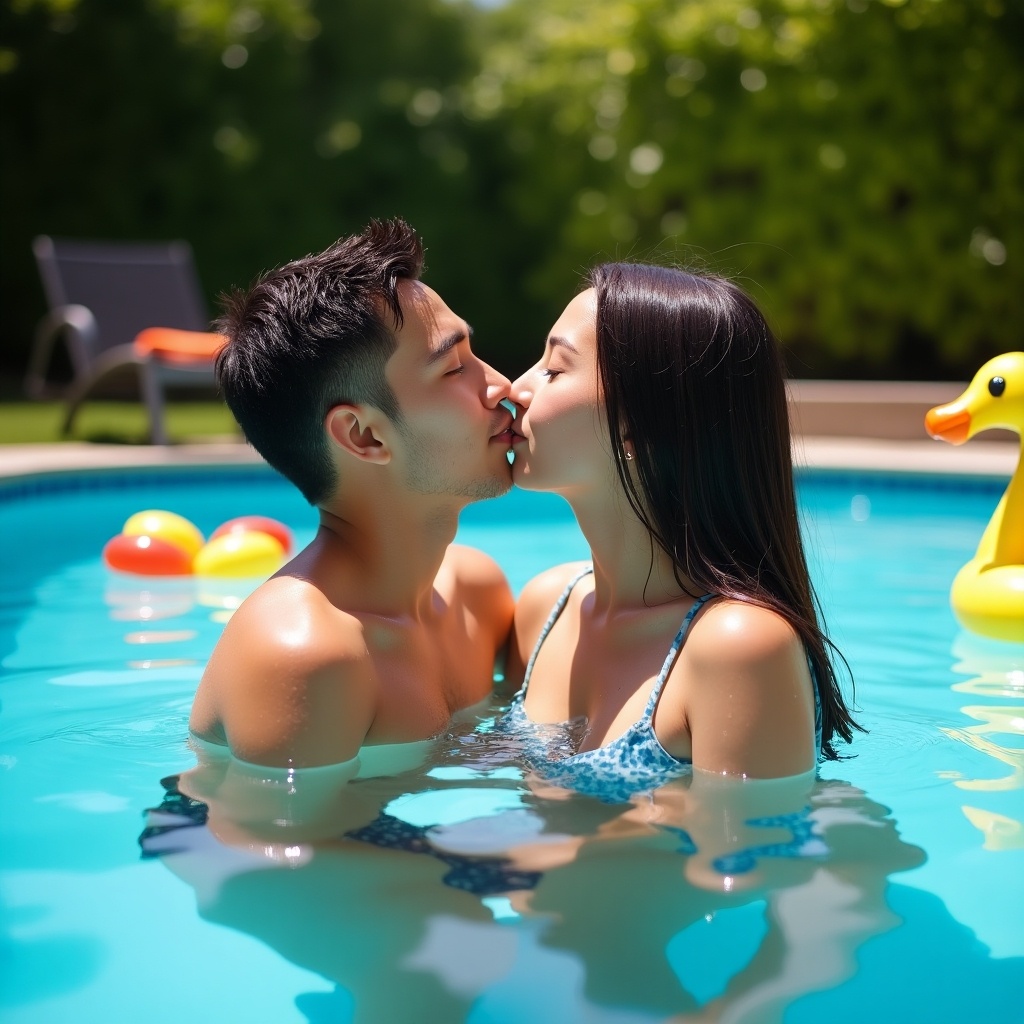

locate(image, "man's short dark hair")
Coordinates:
215 219 424 505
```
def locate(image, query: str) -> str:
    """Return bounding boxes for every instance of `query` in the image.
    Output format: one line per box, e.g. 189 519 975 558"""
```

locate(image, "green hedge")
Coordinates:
1 0 1019 383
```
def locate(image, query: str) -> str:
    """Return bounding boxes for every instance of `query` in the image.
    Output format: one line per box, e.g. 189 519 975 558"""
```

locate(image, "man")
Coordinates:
189 219 516 767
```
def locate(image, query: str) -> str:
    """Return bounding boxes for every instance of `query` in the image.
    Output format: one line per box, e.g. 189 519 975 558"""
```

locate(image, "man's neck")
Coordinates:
310 488 462 620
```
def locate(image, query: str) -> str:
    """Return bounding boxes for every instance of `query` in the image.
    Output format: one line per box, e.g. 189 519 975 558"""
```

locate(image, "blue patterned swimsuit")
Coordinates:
501 567 708 803
502 567 822 803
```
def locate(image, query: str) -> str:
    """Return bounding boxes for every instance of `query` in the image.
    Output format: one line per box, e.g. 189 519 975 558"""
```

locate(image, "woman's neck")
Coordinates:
565 486 701 614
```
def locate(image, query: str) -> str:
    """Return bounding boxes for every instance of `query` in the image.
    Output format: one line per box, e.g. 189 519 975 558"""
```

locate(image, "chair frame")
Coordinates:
26 236 221 445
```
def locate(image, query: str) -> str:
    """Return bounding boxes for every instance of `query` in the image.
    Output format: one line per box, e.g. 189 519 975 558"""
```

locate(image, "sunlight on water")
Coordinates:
940 636 1024 862
1 471 1022 1023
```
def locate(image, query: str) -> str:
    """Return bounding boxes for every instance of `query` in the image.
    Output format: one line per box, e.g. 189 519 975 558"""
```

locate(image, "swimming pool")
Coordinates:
1 464 1021 1023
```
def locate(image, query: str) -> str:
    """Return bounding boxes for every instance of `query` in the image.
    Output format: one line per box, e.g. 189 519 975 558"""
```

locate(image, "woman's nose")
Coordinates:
510 373 532 408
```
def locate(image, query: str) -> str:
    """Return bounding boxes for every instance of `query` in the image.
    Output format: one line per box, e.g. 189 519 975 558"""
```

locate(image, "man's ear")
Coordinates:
325 405 392 464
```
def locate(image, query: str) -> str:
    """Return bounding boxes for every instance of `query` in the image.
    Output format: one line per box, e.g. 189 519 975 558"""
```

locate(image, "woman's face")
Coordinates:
510 289 616 493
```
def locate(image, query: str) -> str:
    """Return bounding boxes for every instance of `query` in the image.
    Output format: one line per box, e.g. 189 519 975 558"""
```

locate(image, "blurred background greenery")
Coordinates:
2 0 1020 394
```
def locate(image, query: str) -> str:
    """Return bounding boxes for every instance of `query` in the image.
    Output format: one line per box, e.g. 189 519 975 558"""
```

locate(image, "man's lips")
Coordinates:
489 411 516 444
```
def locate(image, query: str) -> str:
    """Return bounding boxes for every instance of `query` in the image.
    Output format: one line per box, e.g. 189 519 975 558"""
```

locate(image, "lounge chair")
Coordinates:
25 236 227 444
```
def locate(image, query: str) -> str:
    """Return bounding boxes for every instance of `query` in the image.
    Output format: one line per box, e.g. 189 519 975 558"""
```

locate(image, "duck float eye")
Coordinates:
988 376 1006 397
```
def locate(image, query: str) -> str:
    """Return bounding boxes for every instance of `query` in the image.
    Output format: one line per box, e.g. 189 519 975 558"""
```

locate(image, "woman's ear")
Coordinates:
620 431 635 462
325 406 391 464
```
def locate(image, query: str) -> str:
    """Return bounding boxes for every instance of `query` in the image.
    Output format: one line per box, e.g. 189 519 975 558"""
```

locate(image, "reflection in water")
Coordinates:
106 585 195 623
139 706 937 1023
943 634 1024 847
123 629 198 644
960 806 1024 851
105 577 262 633
514 776 924 1023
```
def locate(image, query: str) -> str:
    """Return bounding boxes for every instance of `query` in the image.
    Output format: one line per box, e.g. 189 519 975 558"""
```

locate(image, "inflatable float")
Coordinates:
103 510 293 578
925 352 1024 643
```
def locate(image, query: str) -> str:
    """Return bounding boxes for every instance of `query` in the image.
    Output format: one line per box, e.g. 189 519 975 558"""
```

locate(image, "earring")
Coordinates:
624 450 633 461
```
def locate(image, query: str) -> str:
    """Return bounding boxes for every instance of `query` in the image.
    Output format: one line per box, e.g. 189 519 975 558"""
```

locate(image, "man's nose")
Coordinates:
482 363 511 407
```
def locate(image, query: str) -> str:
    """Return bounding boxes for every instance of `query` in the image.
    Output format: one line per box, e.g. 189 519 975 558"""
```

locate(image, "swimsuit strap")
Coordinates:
519 565 594 696
641 593 716 721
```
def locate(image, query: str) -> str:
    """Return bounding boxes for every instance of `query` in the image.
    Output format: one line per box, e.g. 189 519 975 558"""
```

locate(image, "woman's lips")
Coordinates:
490 428 516 445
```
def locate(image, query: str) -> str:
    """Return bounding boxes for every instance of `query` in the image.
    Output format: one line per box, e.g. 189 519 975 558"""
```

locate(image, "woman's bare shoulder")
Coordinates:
685 598 804 668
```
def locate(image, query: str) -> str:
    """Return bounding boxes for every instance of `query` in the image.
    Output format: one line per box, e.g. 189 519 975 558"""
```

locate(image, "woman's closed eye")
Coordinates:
540 367 563 380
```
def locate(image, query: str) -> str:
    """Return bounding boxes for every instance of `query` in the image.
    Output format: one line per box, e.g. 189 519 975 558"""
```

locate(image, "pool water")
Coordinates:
1 466 1022 1023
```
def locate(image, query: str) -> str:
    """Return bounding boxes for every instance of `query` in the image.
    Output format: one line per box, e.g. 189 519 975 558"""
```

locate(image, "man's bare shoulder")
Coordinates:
516 562 591 621
440 543 514 638
505 562 590 688
190 574 376 768
442 543 508 588
225 573 370 661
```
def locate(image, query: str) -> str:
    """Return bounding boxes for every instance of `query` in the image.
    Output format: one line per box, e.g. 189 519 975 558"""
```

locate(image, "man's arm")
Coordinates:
190 578 377 768
445 543 515 646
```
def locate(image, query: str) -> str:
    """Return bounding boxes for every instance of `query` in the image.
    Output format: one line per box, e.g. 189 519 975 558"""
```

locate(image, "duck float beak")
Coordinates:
925 403 971 445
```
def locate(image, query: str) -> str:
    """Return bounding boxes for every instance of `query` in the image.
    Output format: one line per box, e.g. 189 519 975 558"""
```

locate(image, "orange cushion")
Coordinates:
133 327 227 364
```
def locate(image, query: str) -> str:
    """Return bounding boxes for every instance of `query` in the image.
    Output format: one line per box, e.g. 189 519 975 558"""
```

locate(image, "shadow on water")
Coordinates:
134 712 1024 1024
786 882 1024 1024
0 893 106 1010
295 986 356 1023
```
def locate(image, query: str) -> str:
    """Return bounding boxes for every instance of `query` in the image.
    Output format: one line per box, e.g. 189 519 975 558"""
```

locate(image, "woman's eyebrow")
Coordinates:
427 324 474 364
547 335 579 355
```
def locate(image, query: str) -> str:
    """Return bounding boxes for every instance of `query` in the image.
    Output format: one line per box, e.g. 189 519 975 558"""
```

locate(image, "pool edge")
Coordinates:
795 436 1016 478
0 441 265 481
0 436 1016 486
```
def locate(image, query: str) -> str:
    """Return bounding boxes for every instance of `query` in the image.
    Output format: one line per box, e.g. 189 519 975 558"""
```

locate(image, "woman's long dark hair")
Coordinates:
589 262 861 760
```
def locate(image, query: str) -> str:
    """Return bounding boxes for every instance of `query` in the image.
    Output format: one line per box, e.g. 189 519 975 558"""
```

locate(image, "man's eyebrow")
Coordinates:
427 325 474 364
547 335 579 355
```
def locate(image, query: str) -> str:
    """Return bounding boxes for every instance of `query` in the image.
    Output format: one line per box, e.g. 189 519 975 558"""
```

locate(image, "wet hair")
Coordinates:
215 219 424 505
588 262 861 760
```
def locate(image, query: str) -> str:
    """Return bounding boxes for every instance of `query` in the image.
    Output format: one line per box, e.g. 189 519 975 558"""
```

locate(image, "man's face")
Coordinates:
384 280 514 501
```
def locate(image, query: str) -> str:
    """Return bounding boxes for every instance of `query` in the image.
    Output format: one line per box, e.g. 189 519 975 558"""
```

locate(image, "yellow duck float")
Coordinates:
925 352 1024 643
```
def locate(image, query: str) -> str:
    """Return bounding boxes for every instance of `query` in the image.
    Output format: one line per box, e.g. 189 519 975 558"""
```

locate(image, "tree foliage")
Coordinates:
0 0 524 374
1 0 1019 382
472 0 1022 375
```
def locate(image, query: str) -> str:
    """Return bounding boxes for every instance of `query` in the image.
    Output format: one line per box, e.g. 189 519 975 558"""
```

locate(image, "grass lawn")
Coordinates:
0 399 240 445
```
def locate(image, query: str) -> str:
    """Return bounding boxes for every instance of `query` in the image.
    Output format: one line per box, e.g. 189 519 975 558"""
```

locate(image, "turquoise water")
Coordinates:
1 466 1022 1023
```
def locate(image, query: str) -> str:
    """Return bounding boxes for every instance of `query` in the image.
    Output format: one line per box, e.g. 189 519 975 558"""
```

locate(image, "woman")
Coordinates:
504 262 859 796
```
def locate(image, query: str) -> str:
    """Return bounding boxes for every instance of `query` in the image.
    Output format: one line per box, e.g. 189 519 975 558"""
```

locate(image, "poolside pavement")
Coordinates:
0 434 1016 481
2 378 1015 481
0 379 1017 481
0 440 263 479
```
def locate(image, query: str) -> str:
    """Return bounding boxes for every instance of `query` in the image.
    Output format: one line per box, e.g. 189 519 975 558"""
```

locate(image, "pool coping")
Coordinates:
792 436 1017 477
0 435 1017 484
